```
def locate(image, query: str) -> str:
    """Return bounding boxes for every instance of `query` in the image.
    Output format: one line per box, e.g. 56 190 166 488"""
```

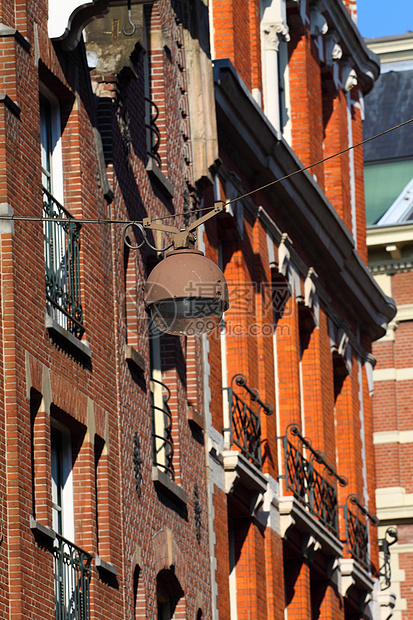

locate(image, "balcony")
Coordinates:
222 375 273 504
53 533 92 620
151 378 174 479
280 424 347 535
339 497 378 601
279 424 346 558
343 495 378 570
145 97 161 169
43 188 84 338
145 98 174 197
223 374 274 470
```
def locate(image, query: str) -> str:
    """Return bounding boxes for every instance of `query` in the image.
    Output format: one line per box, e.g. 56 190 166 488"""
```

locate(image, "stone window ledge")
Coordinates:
30 516 56 542
95 555 118 577
187 404 204 430
125 345 145 373
146 159 174 198
45 313 91 359
152 467 187 506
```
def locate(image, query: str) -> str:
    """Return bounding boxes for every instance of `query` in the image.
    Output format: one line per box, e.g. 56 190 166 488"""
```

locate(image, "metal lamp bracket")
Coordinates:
142 201 225 250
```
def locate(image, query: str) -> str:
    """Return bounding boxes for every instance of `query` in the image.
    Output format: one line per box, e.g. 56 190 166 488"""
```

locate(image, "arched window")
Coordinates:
156 569 184 620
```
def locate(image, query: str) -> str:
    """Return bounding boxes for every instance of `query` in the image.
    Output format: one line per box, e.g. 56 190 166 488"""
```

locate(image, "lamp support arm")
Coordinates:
142 202 226 249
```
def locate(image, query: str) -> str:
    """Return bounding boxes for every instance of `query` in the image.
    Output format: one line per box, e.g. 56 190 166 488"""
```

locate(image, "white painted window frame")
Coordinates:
40 84 64 205
51 420 75 542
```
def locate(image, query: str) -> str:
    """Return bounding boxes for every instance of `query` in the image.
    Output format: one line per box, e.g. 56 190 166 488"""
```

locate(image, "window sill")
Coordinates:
125 345 145 373
30 516 56 542
146 159 175 198
187 404 204 431
152 466 187 506
45 313 91 359
95 555 118 577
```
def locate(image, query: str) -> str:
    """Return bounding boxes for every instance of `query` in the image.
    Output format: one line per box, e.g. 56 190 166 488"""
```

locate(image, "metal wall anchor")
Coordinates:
123 0 136 36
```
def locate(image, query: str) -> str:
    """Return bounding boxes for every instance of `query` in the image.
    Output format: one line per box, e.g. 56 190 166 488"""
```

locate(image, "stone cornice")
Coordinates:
321 0 380 94
213 59 396 341
367 222 413 247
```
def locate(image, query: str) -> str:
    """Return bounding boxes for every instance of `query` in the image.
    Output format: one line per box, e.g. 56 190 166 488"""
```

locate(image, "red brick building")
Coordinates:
0 0 215 618
364 32 413 620
203 1 396 619
0 0 397 619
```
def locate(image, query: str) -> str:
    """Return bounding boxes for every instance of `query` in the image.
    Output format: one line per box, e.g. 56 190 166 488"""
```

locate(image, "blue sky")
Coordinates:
357 0 413 39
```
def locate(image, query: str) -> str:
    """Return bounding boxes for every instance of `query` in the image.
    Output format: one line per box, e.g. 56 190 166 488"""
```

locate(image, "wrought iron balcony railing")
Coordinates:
151 377 174 479
145 97 161 168
223 374 274 470
343 495 378 570
53 533 92 620
379 527 398 590
280 424 347 535
43 187 84 337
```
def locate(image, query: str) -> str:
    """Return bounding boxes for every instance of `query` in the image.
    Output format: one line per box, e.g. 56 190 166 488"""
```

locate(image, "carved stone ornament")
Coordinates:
309 6 328 38
325 33 343 65
342 63 358 92
133 431 143 497
337 327 349 358
263 22 290 51
194 484 202 544
278 233 293 277
48 0 151 50
304 267 318 309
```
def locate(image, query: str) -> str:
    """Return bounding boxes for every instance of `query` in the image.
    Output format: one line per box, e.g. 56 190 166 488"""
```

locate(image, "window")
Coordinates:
143 10 161 169
157 597 172 620
51 421 92 620
40 92 84 337
150 326 174 479
156 570 183 620
51 423 74 540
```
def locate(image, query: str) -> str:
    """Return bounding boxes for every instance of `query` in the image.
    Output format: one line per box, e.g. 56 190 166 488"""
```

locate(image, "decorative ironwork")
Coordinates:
133 432 143 497
379 527 398 590
145 97 161 168
223 374 274 470
53 533 92 620
280 424 347 535
194 484 202 544
151 378 174 479
43 187 84 337
343 495 378 569
119 107 132 169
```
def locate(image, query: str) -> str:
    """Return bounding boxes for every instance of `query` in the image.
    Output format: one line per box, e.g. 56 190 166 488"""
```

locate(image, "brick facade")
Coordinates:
208 0 390 618
0 0 213 618
0 0 394 619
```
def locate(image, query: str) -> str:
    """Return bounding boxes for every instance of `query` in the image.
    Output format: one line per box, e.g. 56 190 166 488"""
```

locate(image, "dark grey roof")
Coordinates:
363 68 413 162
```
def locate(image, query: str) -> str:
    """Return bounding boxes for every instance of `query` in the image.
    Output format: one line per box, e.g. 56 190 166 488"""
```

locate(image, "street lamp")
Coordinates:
125 201 229 335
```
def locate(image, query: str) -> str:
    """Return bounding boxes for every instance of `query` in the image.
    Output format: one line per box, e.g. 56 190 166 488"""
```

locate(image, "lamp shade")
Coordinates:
144 248 229 335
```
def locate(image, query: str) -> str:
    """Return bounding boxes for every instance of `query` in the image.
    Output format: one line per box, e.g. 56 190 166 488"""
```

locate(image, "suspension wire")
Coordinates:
149 115 413 223
1 116 412 227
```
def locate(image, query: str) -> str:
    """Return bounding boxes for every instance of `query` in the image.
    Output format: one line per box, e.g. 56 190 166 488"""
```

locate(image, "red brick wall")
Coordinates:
289 26 325 189
0 0 213 618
